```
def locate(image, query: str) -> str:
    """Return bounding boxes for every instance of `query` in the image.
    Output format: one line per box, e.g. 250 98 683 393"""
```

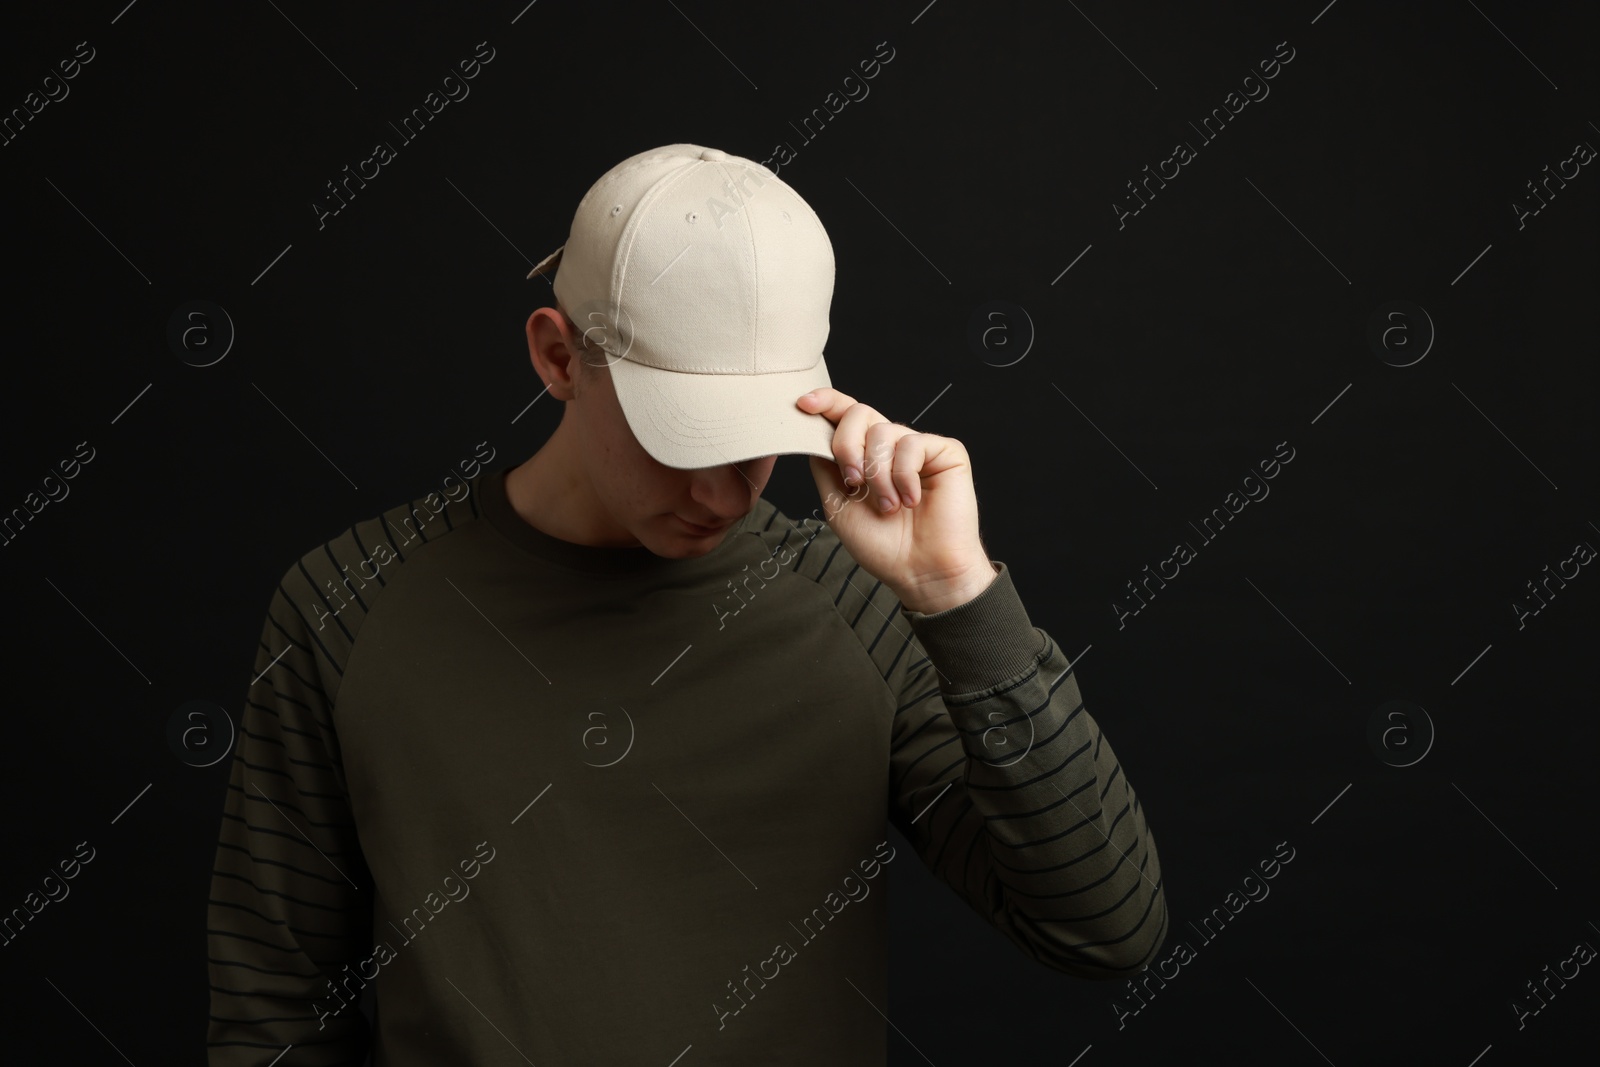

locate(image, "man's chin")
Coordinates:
639 517 728 557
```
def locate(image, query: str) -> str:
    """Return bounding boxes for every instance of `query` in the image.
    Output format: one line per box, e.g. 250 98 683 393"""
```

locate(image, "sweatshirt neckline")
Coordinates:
477 463 756 577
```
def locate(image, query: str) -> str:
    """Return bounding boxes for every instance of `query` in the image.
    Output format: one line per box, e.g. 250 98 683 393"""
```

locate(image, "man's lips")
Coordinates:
676 515 732 534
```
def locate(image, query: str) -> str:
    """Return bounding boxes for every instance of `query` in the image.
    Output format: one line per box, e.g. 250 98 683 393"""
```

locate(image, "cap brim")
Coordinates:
608 351 837 470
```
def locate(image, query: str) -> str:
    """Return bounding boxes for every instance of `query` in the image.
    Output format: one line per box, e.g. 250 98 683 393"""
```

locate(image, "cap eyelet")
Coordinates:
686 211 698 224
781 210 791 223
610 204 622 216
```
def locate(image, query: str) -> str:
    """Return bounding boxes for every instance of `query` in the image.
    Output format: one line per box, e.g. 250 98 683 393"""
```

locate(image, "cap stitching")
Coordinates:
721 160 761 376
613 161 704 362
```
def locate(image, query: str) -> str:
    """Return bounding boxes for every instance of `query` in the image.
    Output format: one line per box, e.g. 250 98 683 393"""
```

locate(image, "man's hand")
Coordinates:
796 388 997 615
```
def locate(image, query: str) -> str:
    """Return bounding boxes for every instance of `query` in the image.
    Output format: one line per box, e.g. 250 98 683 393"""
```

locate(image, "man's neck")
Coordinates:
503 430 643 549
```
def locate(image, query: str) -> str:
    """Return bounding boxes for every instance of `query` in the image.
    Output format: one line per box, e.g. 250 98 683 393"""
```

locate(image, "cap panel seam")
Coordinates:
614 162 703 326
725 160 762 375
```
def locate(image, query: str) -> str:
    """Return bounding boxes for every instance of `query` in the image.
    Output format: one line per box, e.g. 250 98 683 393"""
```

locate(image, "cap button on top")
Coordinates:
699 148 726 161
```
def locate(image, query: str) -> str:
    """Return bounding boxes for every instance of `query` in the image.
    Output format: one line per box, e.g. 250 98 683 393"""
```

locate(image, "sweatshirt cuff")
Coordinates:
899 561 1047 694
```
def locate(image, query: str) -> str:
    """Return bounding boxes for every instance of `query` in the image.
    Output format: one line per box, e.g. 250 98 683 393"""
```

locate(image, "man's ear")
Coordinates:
527 307 580 402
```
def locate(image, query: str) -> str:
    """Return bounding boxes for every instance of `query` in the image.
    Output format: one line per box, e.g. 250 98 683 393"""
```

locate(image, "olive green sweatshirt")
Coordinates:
206 462 1168 1064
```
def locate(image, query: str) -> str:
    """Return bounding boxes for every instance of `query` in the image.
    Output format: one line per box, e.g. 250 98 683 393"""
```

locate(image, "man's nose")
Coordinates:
689 466 757 514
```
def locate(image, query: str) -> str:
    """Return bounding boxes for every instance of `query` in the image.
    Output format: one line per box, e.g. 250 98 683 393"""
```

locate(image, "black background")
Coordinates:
1 0 1595 1063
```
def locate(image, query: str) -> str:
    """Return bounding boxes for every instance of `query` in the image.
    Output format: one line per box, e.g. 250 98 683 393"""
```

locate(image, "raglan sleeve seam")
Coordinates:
206 555 376 1063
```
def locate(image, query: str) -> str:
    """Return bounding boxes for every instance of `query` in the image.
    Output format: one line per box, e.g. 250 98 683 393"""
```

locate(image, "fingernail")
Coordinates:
845 466 861 486
878 496 895 512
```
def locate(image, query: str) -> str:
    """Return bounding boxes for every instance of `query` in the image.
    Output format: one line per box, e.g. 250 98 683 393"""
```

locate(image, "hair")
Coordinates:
553 297 612 379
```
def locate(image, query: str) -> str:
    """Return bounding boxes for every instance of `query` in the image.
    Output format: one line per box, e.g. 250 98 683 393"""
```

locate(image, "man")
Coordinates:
206 143 1167 1064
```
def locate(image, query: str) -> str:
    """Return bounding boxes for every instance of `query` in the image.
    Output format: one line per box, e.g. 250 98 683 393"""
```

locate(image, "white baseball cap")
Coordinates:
526 143 837 470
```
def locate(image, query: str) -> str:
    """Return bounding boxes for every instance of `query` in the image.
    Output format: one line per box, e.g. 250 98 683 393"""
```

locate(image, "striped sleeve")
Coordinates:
886 560 1168 977
780 504 1171 979
206 558 374 1063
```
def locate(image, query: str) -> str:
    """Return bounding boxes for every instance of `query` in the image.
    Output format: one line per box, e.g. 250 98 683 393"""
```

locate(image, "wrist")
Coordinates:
895 559 998 615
